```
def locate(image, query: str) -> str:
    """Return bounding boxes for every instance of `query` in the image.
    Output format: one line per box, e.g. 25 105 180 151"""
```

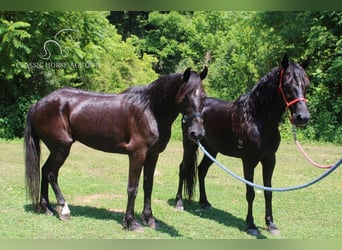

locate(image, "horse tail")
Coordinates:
182 144 199 200
24 105 41 211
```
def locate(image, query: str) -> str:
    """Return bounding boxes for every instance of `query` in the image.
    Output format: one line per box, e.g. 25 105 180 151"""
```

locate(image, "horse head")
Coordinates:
178 66 208 141
279 55 310 127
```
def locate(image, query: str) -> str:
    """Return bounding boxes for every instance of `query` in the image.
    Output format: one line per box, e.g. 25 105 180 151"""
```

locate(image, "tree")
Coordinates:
0 11 157 139
1 11 341 143
304 11 342 142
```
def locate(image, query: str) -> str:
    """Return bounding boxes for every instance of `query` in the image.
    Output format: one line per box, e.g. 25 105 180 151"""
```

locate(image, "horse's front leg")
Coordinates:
198 153 216 209
242 159 258 236
261 155 279 235
123 151 145 232
175 161 185 210
141 153 159 229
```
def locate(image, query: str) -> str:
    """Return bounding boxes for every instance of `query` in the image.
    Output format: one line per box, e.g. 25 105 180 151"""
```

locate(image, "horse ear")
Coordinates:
182 68 192 82
301 57 310 69
200 66 208 80
281 54 289 70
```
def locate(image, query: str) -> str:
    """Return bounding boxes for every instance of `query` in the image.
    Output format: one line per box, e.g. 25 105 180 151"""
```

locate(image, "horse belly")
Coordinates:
77 136 129 154
204 112 241 157
204 130 242 158
69 102 130 153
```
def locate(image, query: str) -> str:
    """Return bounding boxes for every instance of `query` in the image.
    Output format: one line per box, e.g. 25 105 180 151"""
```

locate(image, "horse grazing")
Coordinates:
175 55 310 236
24 67 208 231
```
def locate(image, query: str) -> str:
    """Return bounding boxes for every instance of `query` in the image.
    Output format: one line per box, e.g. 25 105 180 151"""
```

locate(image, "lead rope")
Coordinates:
291 124 335 169
279 67 335 169
196 141 341 192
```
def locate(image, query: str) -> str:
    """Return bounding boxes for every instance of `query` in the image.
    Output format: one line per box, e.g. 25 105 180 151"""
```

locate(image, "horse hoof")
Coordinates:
123 220 144 232
267 224 280 236
175 199 184 211
43 207 55 216
142 216 159 230
146 219 159 230
175 205 184 211
56 203 71 221
247 228 259 236
269 228 280 236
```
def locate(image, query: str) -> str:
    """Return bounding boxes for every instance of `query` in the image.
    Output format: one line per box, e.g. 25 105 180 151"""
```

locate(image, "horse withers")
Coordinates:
24 67 208 231
175 55 310 236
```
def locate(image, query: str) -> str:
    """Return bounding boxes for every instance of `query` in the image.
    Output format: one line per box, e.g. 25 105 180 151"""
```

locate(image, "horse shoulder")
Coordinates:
143 108 159 143
245 120 262 148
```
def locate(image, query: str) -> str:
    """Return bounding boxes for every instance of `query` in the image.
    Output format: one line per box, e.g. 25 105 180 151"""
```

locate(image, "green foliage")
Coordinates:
0 11 157 139
303 11 342 143
0 11 341 143
0 19 32 80
207 12 284 99
137 11 197 74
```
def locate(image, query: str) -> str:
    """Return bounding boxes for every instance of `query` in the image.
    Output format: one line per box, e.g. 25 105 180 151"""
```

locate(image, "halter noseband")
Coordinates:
182 112 203 123
278 68 307 109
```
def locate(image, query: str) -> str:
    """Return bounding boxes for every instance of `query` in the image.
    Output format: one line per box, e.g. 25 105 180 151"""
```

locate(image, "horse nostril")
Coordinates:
190 131 197 139
190 131 205 141
294 114 310 126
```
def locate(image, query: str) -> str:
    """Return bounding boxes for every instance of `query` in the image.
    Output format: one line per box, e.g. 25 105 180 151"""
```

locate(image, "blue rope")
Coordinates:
197 141 341 192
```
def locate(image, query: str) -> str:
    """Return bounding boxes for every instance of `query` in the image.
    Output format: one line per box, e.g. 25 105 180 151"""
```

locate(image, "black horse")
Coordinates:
176 55 310 236
24 67 208 231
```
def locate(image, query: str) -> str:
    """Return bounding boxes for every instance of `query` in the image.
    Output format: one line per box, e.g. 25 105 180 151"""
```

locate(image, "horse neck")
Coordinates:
247 67 286 127
148 74 183 124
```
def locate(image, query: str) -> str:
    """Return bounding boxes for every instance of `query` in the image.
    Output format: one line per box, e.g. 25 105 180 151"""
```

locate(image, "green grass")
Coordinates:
0 138 341 239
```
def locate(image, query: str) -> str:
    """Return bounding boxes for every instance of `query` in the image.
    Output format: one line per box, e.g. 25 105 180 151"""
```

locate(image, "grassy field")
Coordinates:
0 138 341 239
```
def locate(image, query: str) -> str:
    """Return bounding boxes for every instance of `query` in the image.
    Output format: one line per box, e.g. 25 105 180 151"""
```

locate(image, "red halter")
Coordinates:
278 68 307 109
278 68 308 123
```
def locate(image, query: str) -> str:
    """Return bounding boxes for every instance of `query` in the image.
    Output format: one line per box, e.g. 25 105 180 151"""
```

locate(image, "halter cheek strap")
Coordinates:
278 68 308 110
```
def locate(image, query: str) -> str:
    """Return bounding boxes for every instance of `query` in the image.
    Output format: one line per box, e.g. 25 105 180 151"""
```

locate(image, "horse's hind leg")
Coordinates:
123 150 145 231
40 142 72 220
141 152 159 229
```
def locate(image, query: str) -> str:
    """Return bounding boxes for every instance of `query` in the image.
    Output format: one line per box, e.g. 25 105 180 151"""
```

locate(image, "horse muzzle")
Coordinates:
183 113 205 141
292 112 310 127
189 128 205 141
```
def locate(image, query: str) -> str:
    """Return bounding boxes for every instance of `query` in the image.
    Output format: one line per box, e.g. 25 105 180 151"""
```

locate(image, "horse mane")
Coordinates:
148 73 184 108
232 66 283 142
121 72 186 117
239 67 281 110
122 70 202 122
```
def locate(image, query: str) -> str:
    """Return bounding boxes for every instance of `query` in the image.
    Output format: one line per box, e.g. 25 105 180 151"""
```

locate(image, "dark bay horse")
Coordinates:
24 67 208 231
175 55 310 236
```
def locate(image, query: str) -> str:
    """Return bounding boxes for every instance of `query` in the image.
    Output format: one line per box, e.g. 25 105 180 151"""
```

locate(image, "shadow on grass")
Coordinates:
167 198 268 239
24 203 182 238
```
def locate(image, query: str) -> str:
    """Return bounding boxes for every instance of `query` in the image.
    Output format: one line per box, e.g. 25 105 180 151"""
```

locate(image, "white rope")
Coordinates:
197 141 341 192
